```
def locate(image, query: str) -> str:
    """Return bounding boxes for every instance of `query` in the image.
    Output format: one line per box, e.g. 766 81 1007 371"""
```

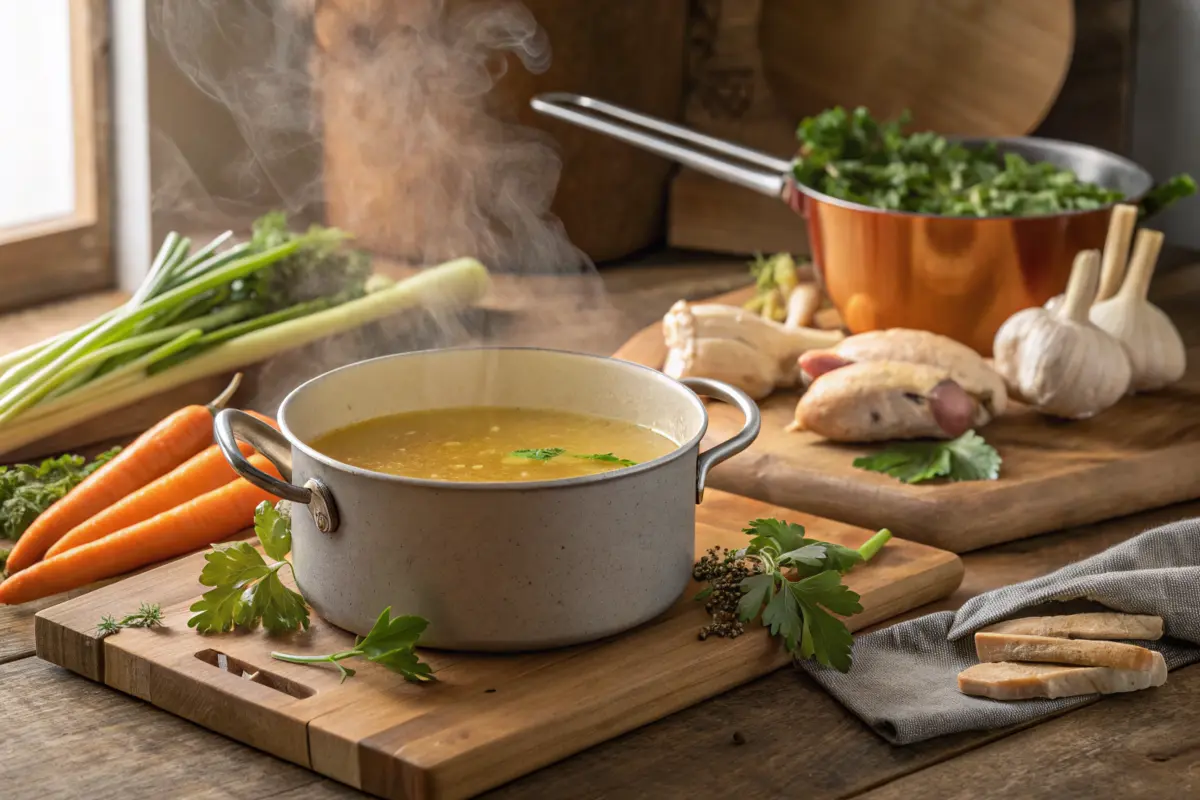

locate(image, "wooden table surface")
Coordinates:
3 253 1200 799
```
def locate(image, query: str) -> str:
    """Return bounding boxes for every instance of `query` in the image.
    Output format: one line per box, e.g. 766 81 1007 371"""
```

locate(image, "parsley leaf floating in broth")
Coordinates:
573 453 638 467
508 448 567 461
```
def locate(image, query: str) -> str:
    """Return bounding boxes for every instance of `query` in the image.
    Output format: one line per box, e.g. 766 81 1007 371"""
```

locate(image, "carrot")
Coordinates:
4 376 250 574
44 442 253 559
0 454 283 605
44 412 280 559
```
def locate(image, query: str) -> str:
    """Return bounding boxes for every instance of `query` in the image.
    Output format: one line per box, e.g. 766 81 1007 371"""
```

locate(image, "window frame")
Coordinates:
0 0 112 313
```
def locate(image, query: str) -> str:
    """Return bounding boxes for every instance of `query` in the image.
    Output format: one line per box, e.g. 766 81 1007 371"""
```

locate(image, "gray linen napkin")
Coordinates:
797 518 1200 745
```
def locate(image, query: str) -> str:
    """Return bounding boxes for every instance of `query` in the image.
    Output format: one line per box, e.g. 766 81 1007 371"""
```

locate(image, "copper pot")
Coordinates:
531 93 1154 355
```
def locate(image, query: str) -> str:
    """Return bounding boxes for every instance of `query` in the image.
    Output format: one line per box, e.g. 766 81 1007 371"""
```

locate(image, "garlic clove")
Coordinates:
1088 228 1187 392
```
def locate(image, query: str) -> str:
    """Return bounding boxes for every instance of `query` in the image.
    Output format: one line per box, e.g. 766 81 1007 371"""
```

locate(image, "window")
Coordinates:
0 0 110 313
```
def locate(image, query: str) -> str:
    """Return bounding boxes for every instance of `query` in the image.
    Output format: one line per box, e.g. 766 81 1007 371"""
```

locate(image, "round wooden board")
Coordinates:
758 0 1075 135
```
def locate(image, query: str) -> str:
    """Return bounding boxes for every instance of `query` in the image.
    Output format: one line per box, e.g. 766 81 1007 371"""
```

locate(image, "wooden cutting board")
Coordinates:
615 287 1200 553
35 490 961 800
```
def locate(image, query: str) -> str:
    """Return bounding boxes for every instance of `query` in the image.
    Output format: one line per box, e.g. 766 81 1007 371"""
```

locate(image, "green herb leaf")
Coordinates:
742 518 809 554
188 542 309 635
0 447 121 540
509 447 566 461
254 500 292 561
791 571 863 672
573 453 638 467
96 602 164 639
852 430 1001 484
760 577 804 652
0 546 8 573
736 572 777 621
271 606 435 684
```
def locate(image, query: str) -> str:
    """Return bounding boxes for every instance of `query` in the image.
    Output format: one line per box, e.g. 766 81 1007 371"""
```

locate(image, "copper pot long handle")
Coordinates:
530 92 791 199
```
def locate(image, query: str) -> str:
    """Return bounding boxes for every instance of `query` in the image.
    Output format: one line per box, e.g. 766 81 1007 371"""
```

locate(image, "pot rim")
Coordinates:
276 346 710 492
791 135 1154 222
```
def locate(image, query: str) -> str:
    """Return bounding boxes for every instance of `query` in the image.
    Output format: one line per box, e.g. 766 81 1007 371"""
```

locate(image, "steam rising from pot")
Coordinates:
149 0 617 412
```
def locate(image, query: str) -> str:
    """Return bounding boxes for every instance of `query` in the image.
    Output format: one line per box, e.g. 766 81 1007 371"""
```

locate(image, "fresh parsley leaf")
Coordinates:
254 500 291 561
736 572 777 621
509 448 566 461
0 447 121 540
943 431 1003 481
0 546 8 573
188 542 309 635
810 542 866 575
778 543 828 570
271 606 435 683
760 578 804 652
791 571 863 671
96 602 164 639
573 453 637 467
791 569 864 617
852 430 1001 484
742 518 808 554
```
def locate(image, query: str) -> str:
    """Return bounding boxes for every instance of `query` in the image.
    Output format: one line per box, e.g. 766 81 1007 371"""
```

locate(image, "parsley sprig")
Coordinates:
694 518 891 672
509 448 638 467
96 602 164 639
187 501 310 635
852 430 1001 484
272 607 435 684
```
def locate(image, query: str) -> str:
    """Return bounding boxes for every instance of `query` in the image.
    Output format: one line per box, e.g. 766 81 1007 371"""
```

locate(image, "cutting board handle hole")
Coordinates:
195 649 316 699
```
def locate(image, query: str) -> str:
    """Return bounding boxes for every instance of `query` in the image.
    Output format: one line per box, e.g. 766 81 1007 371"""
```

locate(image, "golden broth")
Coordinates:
309 407 678 483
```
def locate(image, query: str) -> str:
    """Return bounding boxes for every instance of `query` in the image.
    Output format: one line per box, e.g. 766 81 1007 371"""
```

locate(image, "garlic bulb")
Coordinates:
992 249 1131 419
1089 228 1187 392
1045 203 1138 314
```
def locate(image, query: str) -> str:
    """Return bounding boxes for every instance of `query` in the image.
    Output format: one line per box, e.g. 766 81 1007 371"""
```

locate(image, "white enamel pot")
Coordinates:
215 347 760 651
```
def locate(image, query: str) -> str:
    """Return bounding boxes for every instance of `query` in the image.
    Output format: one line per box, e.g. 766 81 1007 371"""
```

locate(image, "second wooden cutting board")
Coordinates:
616 286 1200 553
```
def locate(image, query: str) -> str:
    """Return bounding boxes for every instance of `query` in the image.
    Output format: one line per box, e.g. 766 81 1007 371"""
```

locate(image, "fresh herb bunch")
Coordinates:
97 602 164 638
694 518 892 672
853 430 1001 484
272 607 436 684
0 447 120 541
792 106 1195 217
188 501 310 635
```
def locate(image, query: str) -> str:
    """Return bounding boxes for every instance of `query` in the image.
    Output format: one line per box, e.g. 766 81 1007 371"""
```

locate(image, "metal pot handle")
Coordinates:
530 92 791 200
681 378 761 503
214 408 340 534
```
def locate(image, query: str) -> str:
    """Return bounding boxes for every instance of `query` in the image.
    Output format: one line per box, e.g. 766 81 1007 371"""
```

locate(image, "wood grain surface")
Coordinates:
615 285 1200 552
35 490 961 800
3 256 1199 800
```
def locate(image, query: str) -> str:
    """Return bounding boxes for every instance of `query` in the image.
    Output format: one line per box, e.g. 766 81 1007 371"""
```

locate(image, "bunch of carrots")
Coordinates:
0 376 281 605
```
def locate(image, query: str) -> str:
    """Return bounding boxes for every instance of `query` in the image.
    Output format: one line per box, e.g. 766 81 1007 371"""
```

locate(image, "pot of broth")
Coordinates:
214 347 760 651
